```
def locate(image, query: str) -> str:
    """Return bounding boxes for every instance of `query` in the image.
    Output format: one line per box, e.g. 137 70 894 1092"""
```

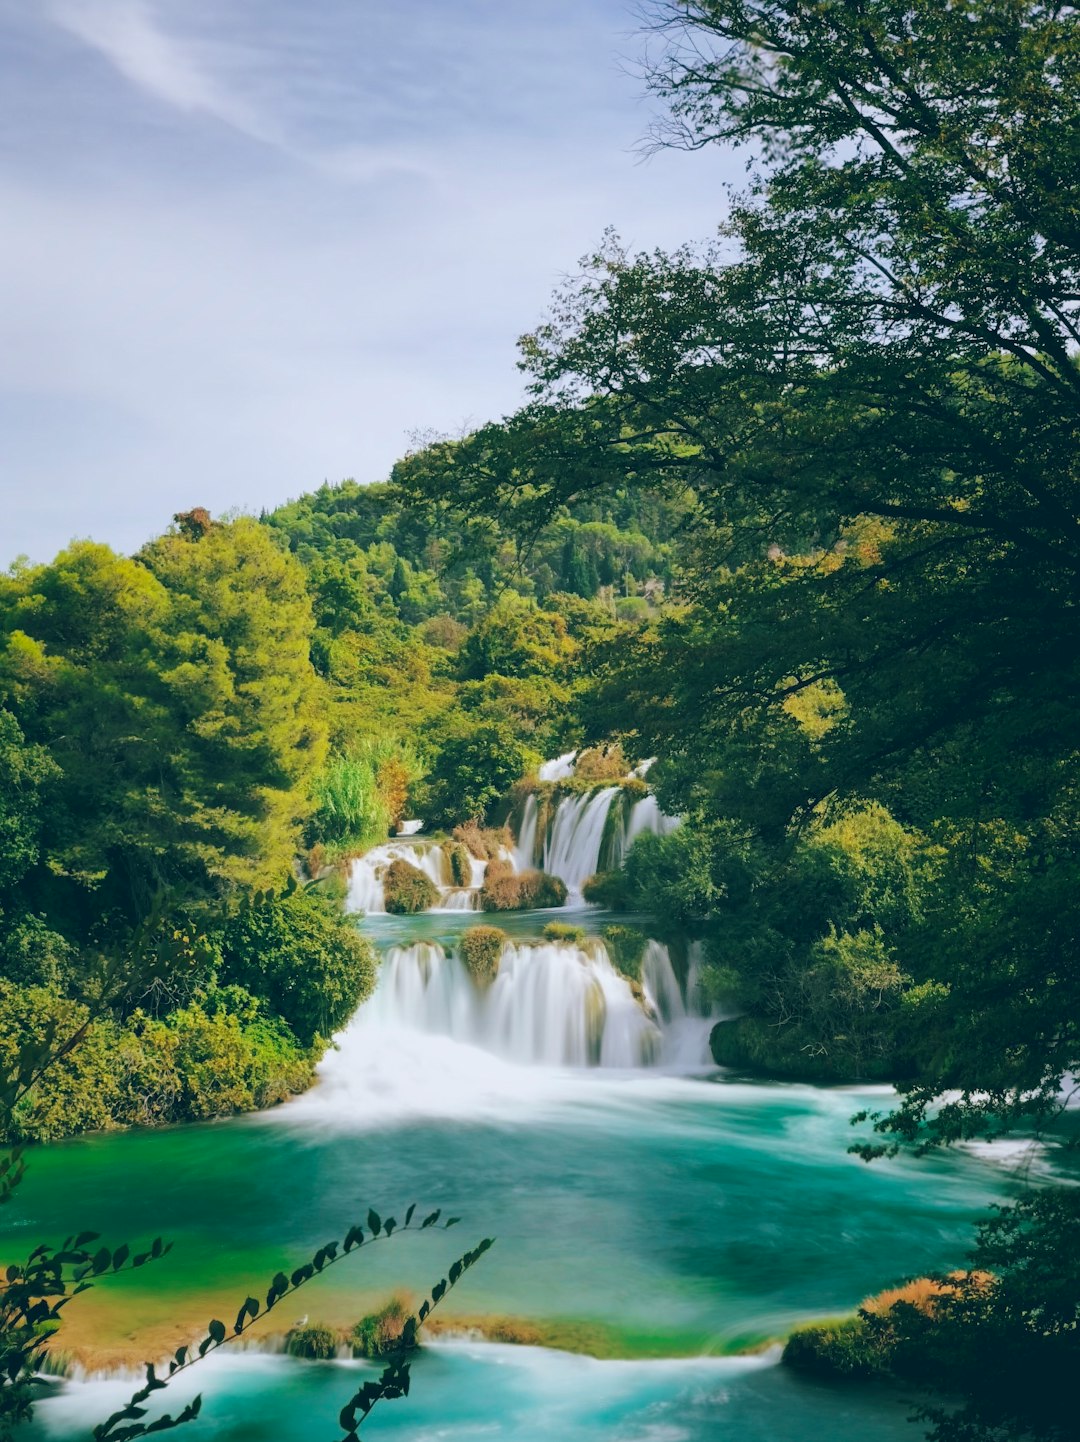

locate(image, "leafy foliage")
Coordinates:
458 926 506 987
216 885 376 1046
381 859 439 916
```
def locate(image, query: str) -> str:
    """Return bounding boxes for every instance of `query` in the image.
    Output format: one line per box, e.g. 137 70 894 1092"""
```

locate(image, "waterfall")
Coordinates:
521 786 680 894
543 787 621 893
538 751 578 782
356 937 664 1068
514 793 539 871
347 842 493 914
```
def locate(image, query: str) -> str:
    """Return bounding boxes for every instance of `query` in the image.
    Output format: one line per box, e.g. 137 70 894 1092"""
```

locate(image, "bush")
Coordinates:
0 980 315 1141
0 913 76 988
116 994 313 1125
0 982 121 1142
784 1317 887 1378
459 926 505 986
574 744 626 781
480 863 567 912
352 1296 412 1358
287 1323 340 1360
543 921 586 945
453 821 512 861
217 887 377 1044
581 871 631 908
603 925 646 980
382 858 438 915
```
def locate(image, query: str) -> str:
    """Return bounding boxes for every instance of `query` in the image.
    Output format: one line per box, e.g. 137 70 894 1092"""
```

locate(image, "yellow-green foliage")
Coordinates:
784 1316 887 1378
458 926 505 986
574 744 626 781
287 1323 340 1360
582 871 629 908
543 921 586 945
382 858 438 915
352 1296 412 1358
0 981 314 1143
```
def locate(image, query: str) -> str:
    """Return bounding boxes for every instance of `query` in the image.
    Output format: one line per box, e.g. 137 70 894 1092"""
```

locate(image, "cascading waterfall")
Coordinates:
543 787 622 893
360 938 659 1067
326 935 716 1077
521 785 680 893
347 841 491 914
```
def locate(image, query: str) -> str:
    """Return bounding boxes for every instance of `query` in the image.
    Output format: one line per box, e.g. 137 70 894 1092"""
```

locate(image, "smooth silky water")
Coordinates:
8 796 1034 1439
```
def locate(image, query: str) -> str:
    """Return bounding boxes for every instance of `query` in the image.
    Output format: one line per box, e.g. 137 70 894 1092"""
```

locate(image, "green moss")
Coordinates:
382 858 438 914
603 925 647 981
459 926 506 986
287 1323 341 1360
543 921 586 944
352 1296 413 1358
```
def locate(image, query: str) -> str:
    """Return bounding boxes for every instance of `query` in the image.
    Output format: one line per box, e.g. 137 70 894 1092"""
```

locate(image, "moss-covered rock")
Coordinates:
542 921 586 945
383 858 438 914
480 861 567 911
603 925 646 981
444 839 474 888
352 1296 413 1358
459 926 506 986
287 1323 340 1360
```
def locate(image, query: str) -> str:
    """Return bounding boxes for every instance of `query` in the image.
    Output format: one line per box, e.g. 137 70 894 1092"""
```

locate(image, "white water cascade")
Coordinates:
363 938 662 1068
514 786 681 895
346 841 490 914
543 787 623 894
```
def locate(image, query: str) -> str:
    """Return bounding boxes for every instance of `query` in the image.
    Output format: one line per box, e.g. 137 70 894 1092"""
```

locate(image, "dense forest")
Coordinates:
3 3 1079 1441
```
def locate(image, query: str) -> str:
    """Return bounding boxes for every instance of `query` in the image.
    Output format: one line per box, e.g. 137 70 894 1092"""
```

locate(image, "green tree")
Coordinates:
216 886 376 1046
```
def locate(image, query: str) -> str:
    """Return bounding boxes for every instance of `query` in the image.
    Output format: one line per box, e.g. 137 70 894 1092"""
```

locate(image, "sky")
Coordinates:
1 0 740 564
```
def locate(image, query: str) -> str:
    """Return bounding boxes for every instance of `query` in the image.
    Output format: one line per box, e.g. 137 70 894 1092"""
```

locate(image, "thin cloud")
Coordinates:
48 0 280 146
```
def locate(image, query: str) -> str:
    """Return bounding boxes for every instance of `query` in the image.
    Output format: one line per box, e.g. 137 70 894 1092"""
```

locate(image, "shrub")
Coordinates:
459 926 505 986
0 983 121 1142
287 1323 340 1360
382 859 439 915
574 744 626 781
603 925 646 980
217 887 377 1044
116 994 313 1125
352 1296 412 1358
783 1317 887 1378
543 921 585 945
453 821 512 861
581 871 630 908
480 864 567 912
